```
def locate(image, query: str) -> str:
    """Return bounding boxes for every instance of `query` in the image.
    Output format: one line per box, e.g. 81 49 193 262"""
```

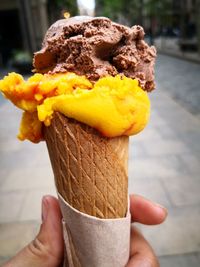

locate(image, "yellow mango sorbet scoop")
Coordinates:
0 72 150 143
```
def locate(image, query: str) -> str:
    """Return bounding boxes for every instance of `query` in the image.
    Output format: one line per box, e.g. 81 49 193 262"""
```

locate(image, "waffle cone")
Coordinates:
44 112 129 219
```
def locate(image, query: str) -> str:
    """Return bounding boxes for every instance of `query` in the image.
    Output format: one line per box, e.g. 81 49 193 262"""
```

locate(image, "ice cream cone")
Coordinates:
44 112 129 219
0 15 156 267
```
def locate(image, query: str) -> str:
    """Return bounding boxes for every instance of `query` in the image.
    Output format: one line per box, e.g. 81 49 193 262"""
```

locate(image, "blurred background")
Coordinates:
0 0 200 266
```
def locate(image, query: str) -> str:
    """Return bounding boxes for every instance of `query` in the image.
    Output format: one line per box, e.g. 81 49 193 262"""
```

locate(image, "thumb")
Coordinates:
4 196 64 267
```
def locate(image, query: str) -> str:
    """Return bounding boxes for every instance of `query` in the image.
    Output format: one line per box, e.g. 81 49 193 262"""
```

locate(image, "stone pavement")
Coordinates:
156 54 200 119
0 54 200 266
155 37 200 64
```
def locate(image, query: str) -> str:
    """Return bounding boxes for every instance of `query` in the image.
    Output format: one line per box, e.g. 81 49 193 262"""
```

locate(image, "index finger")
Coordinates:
130 194 167 225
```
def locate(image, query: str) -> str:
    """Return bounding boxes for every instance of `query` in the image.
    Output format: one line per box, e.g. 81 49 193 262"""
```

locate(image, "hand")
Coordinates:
126 195 168 267
3 195 167 267
3 196 64 267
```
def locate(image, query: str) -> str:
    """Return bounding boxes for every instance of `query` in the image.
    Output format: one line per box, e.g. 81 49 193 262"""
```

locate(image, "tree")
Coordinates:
47 0 79 24
120 0 144 25
95 0 123 22
196 0 200 54
95 0 173 25
95 0 143 25
143 0 173 44
95 0 173 43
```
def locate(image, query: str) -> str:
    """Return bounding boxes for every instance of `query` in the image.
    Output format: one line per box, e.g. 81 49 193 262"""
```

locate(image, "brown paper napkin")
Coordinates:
58 193 131 267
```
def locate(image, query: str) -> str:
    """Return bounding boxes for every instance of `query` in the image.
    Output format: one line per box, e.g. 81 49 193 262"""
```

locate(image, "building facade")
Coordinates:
0 0 49 66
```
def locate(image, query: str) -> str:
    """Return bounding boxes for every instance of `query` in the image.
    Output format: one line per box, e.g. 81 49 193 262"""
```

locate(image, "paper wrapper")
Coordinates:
58 193 131 267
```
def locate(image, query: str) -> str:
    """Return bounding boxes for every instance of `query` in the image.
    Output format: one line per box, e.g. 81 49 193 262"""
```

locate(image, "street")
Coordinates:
0 54 200 266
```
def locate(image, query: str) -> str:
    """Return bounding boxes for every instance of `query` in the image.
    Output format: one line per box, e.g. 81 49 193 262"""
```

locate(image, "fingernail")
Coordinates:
154 202 168 218
143 195 168 213
156 203 168 213
145 196 168 212
154 202 167 210
42 196 49 221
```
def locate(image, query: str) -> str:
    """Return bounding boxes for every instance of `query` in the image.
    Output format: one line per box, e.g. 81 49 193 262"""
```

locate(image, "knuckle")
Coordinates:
145 254 160 267
28 236 49 259
27 236 61 266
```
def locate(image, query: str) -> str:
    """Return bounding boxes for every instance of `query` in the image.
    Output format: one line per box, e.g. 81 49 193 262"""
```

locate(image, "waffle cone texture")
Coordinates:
44 112 129 219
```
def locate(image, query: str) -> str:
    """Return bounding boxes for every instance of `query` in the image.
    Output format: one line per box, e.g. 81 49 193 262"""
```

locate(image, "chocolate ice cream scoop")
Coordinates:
33 16 156 91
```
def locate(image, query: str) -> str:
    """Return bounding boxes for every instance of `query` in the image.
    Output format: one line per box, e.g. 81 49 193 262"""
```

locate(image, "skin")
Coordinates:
127 195 167 267
3 195 167 267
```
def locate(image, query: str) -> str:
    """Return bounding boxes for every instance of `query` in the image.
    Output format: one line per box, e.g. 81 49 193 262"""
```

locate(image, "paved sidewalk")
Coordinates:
156 54 200 118
0 55 200 266
155 37 200 64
